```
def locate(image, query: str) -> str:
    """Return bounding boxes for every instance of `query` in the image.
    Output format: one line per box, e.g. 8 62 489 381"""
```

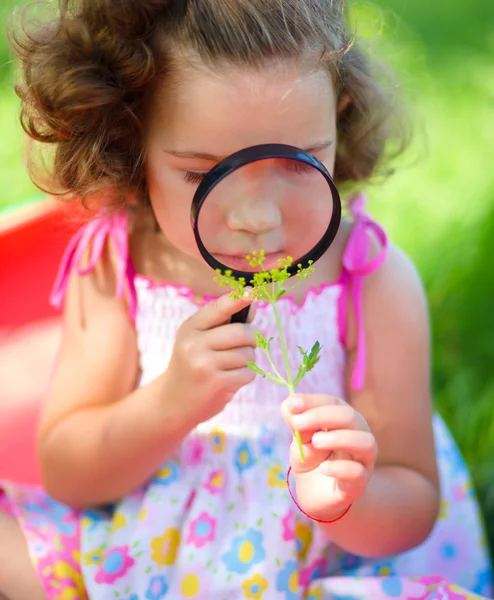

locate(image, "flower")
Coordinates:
268 465 287 489
187 512 216 548
123 596 139 600
473 568 492 596
276 560 299 600
295 522 313 561
210 428 226 453
203 469 226 494
150 527 181 567
25 498 79 536
281 509 295 541
181 572 201 597
234 441 256 474
242 573 269 599
94 546 135 584
187 439 205 466
155 462 180 486
305 585 323 600
259 426 276 457
222 529 266 574
428 526 472 574
111 512 127 533
84 549 105 566
372 560 396 576
299 558 327 587
145 575 169 600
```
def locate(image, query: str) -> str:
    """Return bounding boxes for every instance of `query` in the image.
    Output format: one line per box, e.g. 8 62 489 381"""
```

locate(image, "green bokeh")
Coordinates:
1 0 493 559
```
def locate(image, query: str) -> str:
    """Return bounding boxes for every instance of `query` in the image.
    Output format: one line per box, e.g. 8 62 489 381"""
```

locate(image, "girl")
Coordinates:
0 1 491 599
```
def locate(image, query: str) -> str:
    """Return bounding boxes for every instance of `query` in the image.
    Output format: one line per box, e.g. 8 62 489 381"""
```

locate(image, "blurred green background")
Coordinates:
1 0 493 563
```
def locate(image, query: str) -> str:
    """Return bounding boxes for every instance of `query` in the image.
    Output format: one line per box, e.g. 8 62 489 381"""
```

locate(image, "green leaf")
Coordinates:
276 288 287 299
247 362 267 377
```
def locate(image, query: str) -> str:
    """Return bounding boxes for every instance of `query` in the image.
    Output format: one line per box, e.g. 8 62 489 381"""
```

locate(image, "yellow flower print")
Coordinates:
375 565 393 576
84 549 104 566
306 584 323 600
111 512 127 533
52 561 86 599
242 573 269 599
295 522 313 560
439 498 448 520
181 573 201 597
138 506 147 521
150 527 181 567
59 586 88 600
210 427 226 453
267 465 286 489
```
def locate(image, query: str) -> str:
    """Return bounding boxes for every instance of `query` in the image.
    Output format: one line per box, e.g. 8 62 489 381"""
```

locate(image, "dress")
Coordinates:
0 198 492 600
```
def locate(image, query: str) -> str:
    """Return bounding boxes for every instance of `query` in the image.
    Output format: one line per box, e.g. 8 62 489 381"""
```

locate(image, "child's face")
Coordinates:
145 60 338 265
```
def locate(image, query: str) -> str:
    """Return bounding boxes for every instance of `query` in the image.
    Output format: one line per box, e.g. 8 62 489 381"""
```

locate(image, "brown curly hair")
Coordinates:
9 0 409 211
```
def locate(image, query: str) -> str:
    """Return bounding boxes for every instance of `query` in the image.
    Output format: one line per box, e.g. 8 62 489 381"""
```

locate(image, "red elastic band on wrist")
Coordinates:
286 466 352 524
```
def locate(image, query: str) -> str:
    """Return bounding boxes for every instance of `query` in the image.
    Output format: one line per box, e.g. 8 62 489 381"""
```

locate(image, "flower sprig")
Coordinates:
214 251 321 462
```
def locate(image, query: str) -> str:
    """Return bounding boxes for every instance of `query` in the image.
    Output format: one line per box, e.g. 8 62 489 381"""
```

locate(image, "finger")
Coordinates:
246 302 257 324
281 401 313 445
284 394 344 416
319 459 369 484
193 290 254 330
205 322 257 350
289 438 331 473
221 366 256 389
312 430 377 470
291 405 366 434
214 347 256 370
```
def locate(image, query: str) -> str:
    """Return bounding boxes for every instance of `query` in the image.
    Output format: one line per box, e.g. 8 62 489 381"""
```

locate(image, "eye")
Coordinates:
284 160 314 175
182 171 207 184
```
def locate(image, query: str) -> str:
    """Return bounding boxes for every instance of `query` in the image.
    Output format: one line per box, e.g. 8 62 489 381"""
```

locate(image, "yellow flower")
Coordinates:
181 573 201 597
138 506 147 521
150 527 181 567
242 573 269 599
375 565 392 576
439 498 448 520
306 584 323 600
295 522 313 560
210 428 226 454
84 549 104 566
53 561 86 598
111 512 127 533
267 465 286 489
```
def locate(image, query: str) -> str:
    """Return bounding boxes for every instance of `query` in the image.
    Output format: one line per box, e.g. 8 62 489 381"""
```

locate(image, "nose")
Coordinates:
226 197 282 234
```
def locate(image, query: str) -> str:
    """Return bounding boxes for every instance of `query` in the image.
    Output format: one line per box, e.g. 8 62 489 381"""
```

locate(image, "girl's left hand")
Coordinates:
281 394 377 521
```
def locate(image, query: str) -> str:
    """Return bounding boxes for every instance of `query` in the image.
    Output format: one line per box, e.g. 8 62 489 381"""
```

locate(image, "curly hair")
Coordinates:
9 0 409 211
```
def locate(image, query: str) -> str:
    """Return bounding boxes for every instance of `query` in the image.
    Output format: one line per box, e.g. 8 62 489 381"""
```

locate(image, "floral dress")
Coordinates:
0 198 491 600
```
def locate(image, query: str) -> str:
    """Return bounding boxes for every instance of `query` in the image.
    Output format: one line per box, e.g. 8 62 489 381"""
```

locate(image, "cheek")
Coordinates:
146 168 200 256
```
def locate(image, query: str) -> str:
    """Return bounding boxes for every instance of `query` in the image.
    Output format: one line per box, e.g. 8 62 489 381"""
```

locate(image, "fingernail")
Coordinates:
243 287 253 299
289 395 303 411
292 414 307 429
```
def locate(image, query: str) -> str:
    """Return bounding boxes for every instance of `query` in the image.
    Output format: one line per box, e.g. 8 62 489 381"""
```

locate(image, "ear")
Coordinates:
337 93 351 114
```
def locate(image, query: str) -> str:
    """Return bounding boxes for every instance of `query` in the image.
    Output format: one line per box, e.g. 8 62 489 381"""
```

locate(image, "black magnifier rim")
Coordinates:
191 143 341 281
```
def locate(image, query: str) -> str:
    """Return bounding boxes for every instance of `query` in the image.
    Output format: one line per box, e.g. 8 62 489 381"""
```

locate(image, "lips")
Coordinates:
214 251 286 271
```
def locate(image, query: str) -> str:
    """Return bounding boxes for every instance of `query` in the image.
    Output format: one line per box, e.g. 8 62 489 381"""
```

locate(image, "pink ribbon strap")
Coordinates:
50 212 137 321
342 194 388 390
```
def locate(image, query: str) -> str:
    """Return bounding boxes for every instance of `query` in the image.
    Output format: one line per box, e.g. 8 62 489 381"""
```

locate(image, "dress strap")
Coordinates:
50 211 137 321
339 194 388 390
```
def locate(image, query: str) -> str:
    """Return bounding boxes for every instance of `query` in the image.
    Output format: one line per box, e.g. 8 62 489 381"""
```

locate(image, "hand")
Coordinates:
163 291 257 426
281 394 377 521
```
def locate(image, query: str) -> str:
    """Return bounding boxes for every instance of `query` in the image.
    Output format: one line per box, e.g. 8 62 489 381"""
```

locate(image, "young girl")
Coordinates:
0 1 491 599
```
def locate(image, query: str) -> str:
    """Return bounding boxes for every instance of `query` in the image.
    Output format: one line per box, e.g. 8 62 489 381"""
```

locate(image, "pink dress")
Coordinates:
0 198 491 599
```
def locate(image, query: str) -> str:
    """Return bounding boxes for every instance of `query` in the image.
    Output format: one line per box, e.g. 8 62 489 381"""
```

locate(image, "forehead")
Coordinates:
150 61 336 153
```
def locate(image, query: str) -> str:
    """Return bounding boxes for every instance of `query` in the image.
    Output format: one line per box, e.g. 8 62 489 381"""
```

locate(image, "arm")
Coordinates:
38 242 195 508
318 244 439 556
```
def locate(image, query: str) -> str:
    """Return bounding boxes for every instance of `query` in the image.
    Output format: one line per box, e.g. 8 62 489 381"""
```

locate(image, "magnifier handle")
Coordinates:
230 305 251 324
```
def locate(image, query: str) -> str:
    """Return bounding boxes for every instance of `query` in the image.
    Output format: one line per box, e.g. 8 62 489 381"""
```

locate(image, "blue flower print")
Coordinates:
339 553 364 574
473 568 493 596
372 560 396 577
259 426 276 456
123 596 140 600
145 575 168 600
82 508 108 534
154 462 180 487
234 441 255 474
222 529 265 574
276 560 299 599
24 498 78 536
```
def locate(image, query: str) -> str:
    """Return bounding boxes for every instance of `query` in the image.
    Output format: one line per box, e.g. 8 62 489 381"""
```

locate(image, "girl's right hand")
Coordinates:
164 290 257 425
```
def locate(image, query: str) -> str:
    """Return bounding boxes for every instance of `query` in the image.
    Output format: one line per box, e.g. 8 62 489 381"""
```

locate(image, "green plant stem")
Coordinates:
269 284 305 462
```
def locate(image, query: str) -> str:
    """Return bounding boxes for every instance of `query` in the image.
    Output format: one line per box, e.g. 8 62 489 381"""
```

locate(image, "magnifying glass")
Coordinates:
191 144 341 323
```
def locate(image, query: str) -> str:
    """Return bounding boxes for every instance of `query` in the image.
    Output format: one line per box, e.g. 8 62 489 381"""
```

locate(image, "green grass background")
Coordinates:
1 0 493 561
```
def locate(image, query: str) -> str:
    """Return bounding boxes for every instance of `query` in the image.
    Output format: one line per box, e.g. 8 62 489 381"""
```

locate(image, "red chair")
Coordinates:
0 200 78 484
